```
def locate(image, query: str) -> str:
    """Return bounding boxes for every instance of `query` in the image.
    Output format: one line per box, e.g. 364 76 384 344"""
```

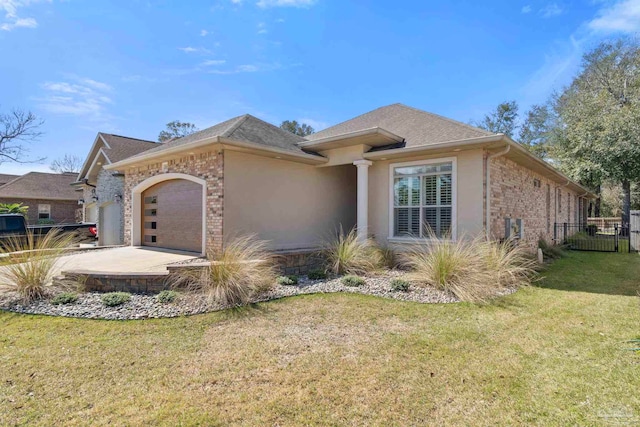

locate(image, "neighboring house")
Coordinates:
75 133 158 246
0 172 79 224
0 174 19 186
101 103 593 257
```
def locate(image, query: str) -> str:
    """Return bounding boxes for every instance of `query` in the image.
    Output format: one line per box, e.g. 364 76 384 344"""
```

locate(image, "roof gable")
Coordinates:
307 103 493 147
0 174 19 186
0 172 78 200
122 114 308 162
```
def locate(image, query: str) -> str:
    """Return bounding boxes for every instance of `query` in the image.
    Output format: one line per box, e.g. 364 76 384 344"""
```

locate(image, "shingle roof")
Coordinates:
99 133 158 163
124 114 308 161
0 172 78 200
0 174 19 186
307 103 493 147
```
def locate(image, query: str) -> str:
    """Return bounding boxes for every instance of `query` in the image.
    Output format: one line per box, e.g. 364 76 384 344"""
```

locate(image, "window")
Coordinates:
38 204 51 220
533 178 541 188
391 159 455 239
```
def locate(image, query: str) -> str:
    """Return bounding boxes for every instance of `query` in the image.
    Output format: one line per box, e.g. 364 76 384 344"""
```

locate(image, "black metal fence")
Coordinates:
554 222 630 253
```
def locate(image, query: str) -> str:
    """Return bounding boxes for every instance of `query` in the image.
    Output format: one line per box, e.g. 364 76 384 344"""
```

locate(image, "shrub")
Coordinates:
341 275 365 287
101 292 131 307
379 245 400 269
170 234 277 307
276 275 299 286
323 227 384 275
403 233 536 302
157 290 179 304
307 269 327 280
37 219 56 225
391 278 410 292
538 239 566 260
50 292 78 305
0 229 77 303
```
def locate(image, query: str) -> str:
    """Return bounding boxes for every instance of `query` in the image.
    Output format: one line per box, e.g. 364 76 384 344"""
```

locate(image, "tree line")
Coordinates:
475 39 640 225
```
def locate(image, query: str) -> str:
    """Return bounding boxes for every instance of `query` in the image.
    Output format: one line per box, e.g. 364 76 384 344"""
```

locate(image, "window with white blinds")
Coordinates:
392 160 454 238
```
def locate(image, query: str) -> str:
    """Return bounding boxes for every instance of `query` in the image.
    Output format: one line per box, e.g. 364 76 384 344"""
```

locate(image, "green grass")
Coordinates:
1 251 640 426
566 234 630 252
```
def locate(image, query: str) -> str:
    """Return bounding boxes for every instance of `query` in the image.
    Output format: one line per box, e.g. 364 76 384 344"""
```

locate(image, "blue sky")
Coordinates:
1 0 640 174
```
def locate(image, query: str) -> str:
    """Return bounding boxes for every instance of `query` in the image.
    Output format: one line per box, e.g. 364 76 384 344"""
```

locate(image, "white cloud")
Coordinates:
257 22 267 34
201 59 226 66
208 64 269 74
200 29 208 36
231 0 242 3
256 0 316 8
178 46 212 54
36 76 115 126
540 3 563 18
276 18 285 23
588 0 640 33
521 5 532 14
0 0 49 31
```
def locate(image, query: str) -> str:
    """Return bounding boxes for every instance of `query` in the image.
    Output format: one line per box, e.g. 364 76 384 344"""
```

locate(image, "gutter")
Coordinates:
485 144 511 240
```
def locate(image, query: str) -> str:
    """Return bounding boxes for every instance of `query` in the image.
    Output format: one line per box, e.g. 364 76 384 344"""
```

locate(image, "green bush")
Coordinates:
157 290 179 304
538 239 566 260
37 219 56 225
307 269 327 280
391 278 410 292
50 292 78 305
341 275 365 287
276 275 299 286
101 292 131 307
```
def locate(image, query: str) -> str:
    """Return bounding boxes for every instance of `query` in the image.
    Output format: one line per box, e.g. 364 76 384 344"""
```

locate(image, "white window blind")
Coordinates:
392 161 453 238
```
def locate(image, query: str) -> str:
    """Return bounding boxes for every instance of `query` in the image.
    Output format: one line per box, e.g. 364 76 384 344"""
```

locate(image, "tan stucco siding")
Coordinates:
223 151 357 250
368 149 485 244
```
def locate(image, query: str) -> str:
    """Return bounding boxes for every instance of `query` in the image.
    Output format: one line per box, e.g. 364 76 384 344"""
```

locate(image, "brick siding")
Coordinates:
0 198 78 224
122 151 224 253
487 153 585 251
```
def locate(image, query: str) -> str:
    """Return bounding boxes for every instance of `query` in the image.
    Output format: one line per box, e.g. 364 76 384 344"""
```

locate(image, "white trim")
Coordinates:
131 173 207 256
388 157 457 241
353 160 373 241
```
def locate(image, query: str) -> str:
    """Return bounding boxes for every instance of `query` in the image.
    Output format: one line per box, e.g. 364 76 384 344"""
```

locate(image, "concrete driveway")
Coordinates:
53 246 200 275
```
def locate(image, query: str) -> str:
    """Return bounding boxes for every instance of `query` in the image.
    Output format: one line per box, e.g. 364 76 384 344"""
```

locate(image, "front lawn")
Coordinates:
1 251 639 425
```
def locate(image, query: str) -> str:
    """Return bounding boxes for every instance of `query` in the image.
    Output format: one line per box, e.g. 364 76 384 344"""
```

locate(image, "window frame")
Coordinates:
388 157 457 242
38 204 51 220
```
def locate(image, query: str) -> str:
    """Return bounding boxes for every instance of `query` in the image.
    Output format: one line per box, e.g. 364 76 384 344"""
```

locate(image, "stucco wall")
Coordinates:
488 154 582 249
0 198 78 224
368 149 485 245
96 169 125 245
223 150 357 250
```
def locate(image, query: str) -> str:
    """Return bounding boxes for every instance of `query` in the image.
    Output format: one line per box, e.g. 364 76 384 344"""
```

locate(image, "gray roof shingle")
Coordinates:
306 103 493 147
0 172 78 200
122 114 308 162
99 133 158 163
0 174 19 186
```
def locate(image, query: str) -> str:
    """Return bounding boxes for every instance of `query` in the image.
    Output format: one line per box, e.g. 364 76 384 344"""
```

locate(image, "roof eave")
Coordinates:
364 134 596 198
299 127 404 150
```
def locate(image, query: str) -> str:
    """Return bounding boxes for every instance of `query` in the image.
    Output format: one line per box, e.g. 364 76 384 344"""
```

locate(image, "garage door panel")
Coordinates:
141 179 202 253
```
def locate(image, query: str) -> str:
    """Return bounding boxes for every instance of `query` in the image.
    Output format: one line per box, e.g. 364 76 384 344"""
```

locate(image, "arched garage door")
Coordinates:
141 179 203 253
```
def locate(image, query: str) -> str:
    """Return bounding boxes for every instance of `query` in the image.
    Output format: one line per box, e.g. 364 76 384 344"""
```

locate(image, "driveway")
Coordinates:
53 246 200 275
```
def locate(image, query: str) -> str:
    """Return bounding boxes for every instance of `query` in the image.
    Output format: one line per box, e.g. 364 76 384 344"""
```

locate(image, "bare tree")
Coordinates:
50 154 83 173
0 108 44 164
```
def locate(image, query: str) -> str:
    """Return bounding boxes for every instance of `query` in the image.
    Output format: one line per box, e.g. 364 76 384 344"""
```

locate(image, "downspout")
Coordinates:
485 143 511 240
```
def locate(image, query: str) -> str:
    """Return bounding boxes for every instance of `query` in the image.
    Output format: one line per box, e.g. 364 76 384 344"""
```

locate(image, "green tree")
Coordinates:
158 121 198 142
280 120 314 137
550 39 640 225
518 104 551 158
0 203 28 215
475 101 519 137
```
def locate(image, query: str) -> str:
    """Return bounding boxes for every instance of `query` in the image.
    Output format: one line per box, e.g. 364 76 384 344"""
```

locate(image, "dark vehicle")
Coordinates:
0 214 97 246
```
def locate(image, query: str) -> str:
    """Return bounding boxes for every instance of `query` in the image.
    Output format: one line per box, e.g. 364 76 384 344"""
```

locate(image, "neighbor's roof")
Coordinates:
0 174 19 186
124 114 309 162
306 103 493 147
98 133 158 163
0 172 78 201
